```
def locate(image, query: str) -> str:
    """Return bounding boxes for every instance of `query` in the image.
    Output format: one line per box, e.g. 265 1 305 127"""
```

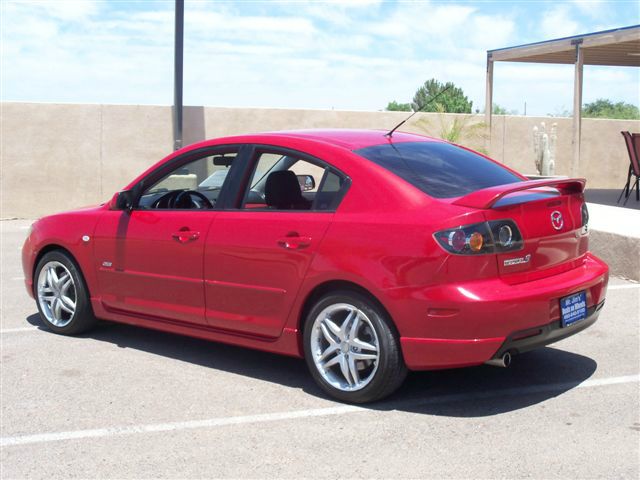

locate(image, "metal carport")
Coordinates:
485 25 640 175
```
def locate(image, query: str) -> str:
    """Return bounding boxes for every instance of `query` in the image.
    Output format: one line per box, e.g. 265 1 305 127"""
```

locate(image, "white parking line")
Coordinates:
1 374 637 448
1 327 39 334
608 283 640 290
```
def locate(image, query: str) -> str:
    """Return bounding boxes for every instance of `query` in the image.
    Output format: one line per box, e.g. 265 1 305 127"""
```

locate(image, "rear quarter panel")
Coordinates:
283 151 496 338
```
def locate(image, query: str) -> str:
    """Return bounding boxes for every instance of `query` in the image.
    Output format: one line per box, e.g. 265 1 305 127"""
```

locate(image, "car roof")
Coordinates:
245 129 442 150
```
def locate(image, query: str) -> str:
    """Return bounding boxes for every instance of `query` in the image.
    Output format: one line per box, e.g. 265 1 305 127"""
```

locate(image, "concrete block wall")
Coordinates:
1 102 638 218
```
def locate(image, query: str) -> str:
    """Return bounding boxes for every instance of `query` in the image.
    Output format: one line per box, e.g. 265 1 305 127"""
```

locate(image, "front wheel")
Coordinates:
303 290 407 403
34 250 97 335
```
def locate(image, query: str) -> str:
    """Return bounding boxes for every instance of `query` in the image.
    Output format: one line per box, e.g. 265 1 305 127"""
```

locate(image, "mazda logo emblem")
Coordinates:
551 210 564 230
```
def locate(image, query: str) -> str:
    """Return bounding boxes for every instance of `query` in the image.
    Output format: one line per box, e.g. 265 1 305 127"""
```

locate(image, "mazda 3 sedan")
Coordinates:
22 129 609 403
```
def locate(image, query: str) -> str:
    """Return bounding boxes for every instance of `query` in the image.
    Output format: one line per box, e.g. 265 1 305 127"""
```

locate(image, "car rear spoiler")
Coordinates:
453 178 586 209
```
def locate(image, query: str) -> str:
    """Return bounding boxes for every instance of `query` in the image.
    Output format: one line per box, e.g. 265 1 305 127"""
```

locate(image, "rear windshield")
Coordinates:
355 141 522 198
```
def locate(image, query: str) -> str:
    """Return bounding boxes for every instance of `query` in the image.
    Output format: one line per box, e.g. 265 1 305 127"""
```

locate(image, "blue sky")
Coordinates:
1 0 639 115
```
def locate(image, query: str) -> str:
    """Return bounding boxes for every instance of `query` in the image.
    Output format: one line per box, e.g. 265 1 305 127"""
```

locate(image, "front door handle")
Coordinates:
277 232 312 250
172 228 200 243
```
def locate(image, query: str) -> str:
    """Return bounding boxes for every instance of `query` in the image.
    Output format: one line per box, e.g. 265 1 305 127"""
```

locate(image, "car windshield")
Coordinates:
199 169 228 189
355 141 522 198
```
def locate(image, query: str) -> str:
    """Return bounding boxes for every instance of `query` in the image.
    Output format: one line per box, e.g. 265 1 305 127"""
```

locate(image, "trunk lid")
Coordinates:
454 179 589 283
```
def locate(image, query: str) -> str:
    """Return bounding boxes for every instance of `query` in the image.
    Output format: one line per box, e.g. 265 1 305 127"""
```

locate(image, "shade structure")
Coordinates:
485 25 640 176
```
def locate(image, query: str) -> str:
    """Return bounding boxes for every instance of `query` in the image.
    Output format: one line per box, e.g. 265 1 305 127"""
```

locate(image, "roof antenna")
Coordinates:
385 85 453 138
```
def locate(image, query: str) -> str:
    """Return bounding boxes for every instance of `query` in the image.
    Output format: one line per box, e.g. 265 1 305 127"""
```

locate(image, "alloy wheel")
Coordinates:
37 261 76 327
309 303 380 392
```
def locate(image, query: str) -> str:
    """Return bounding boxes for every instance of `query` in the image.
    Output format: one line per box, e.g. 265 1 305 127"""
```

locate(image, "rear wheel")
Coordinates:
34 250 97 335
303 290 407 403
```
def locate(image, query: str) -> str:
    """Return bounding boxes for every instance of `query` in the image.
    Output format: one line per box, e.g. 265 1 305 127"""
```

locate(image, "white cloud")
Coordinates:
186 10 317 36
12 0 100 21
367 3 474 40
571 0 606 18
583 66 640 105
470 14 516 50
301 0 382 26
540 5 583 39
1 0 638 116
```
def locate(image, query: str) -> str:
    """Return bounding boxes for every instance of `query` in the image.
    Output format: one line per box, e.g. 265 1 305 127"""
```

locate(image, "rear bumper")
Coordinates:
399 253 608 370
489 301 604 360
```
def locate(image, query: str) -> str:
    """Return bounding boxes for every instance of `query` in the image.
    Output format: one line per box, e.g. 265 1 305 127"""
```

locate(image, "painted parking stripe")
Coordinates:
608 283 640 290
1 327 39 334
1 374 637 448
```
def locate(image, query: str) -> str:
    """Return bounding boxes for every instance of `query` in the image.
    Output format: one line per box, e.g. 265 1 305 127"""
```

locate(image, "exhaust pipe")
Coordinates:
485 351 512 368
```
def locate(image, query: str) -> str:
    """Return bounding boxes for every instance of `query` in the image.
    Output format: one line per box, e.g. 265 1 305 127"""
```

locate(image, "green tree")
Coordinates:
491 104 510 115
582 99 640 120
492 104 508 115
492 104 519 115
412 78 473 113
386 100 412 112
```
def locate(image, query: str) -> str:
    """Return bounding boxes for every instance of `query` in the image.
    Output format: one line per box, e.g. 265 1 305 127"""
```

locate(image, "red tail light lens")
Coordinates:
434 222 494 255
447 230 467 252
434 220 523 255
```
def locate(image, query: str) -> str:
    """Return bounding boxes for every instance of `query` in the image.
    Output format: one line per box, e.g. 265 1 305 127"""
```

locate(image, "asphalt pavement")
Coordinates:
1 219 639 479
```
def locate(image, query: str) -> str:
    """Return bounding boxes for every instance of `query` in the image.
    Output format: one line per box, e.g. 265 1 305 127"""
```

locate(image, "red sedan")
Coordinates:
22 129 608 403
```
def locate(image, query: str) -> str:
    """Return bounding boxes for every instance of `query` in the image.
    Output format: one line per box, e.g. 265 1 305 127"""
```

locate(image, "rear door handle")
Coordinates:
277 233 312 250
172 228 200 243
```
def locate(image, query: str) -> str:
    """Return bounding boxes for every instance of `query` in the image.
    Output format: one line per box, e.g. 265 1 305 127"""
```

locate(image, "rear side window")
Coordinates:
240 151 348 211
355 142 521 198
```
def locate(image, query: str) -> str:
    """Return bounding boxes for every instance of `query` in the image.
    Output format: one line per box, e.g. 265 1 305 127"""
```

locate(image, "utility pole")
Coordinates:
173 0 184 151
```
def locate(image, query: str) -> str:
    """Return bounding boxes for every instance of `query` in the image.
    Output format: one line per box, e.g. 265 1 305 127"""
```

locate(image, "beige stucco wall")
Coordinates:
1 102 638 218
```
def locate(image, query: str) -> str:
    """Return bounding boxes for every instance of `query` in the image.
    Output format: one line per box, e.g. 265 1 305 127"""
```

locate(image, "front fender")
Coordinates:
22 207 106 299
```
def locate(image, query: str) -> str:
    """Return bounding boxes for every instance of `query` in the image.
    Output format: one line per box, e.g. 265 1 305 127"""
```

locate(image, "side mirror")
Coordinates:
111 190 134 212
297 174 315 192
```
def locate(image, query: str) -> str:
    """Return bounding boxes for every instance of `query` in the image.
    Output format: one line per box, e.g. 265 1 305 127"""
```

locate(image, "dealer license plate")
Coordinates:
560 291 587 327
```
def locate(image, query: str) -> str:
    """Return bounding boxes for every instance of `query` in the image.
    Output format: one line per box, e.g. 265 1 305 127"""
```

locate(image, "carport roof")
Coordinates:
488 24 640 67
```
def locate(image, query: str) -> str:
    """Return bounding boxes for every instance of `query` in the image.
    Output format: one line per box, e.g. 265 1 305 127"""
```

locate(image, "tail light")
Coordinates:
581 203 589 233
434 220 523 255
488 220 524 252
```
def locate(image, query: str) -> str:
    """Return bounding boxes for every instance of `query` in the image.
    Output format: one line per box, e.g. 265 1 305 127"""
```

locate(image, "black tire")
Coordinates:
303 290 407 403
33 250 97 335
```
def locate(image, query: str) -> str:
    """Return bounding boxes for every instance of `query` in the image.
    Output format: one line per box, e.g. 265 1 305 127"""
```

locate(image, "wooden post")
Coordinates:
485 54 494 130
571 41 584 177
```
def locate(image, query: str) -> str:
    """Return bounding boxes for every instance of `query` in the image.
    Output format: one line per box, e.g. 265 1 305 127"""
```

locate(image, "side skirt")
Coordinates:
90 298 302 358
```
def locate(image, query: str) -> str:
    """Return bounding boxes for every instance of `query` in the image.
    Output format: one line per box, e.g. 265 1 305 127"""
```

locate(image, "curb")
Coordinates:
586 203 640 282
589 229 640 282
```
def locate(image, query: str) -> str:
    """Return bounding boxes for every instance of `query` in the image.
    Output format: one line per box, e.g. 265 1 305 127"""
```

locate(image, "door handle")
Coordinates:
277 232 312 250
172 228 200 243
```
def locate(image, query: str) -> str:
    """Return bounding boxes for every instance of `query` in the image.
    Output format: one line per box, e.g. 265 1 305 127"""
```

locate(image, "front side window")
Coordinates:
241 151 346 211
355 141 521 198
138 151 237 209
